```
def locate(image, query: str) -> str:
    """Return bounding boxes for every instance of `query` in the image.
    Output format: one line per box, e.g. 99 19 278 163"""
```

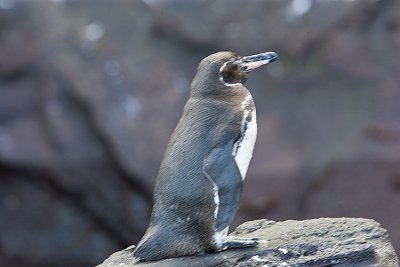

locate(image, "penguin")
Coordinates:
133 51 278 261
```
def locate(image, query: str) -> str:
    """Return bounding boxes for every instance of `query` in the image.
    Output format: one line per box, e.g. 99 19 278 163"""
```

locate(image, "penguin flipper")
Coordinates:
203 144 242 232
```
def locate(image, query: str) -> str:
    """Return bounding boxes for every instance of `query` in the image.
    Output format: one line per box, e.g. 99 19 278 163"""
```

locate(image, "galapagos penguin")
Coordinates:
133 51 278 261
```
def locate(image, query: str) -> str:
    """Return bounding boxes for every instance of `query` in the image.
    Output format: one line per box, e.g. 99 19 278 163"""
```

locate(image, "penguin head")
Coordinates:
191 51 278 95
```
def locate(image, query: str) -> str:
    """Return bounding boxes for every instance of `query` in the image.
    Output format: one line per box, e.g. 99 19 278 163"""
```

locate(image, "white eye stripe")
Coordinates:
218 61 242 87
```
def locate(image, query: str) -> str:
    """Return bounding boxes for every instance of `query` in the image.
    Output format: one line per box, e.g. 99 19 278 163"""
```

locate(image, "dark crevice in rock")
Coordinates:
0 161 130 247
52 72 153 201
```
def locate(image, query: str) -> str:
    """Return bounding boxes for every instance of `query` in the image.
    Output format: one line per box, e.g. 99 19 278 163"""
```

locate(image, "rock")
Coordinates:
97 218 399 267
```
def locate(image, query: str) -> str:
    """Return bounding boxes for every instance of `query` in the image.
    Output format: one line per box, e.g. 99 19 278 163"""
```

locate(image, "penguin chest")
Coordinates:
232 94 257 180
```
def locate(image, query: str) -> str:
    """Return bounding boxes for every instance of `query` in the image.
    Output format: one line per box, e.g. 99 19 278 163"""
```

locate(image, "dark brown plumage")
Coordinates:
133 51 277 262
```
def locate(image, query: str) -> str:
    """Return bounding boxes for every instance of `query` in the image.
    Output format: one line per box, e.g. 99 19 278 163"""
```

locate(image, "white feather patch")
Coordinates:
214 226 229 248
232 94 257 180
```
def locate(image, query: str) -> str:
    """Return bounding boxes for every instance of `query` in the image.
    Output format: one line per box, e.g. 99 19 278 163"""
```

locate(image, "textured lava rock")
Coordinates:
97 218 399 267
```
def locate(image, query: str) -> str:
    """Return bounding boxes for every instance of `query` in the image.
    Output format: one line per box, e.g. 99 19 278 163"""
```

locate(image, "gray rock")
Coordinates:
97 217 399 267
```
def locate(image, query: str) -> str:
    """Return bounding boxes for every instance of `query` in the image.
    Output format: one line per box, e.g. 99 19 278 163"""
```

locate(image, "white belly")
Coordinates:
232 95 257 180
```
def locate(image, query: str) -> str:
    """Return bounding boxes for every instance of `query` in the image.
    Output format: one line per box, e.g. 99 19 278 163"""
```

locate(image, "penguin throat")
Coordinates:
218 61 244 87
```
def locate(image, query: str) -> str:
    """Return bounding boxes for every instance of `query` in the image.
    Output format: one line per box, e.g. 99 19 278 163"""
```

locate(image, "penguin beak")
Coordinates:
239 52 278 72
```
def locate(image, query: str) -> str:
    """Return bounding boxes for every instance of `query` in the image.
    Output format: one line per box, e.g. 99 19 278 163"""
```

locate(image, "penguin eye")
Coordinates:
220 61 248 86
221 63 238 80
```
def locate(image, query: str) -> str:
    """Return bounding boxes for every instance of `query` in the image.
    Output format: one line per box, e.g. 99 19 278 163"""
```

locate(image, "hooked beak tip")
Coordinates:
268 52 279 63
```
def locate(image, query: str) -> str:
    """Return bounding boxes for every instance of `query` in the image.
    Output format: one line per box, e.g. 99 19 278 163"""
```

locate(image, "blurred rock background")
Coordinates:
0 0 399 266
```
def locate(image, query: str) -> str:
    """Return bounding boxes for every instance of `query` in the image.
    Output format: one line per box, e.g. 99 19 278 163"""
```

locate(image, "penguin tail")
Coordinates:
132 242 153 261
133 227 207 261
133 233 170 261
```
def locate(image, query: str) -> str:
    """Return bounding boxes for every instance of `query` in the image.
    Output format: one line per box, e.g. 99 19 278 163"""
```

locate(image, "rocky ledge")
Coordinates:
97 218 399 267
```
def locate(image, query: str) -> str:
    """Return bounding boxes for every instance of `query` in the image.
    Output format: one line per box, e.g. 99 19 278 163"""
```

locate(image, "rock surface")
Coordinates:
97 218 399 267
